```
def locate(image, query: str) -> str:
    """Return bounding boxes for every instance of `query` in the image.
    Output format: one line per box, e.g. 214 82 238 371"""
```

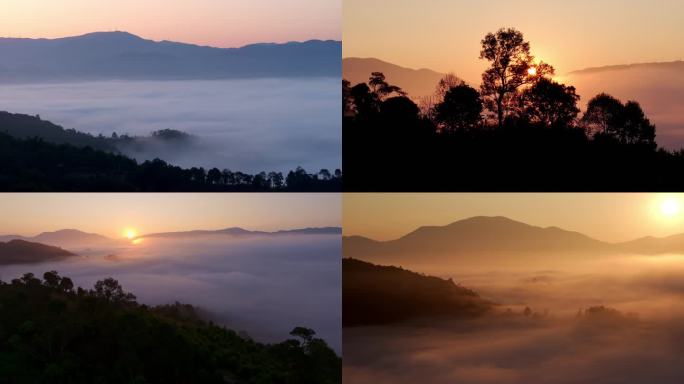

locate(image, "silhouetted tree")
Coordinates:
92 277 136 303
343 79 354 116
583 94 656 147
368 72 406 100
480 28 554 128
43 270 61 288
434 84 483 133
520 78 580 127
206 167 222 184
380 96 420 128
269 171 284 189
350 83 379 117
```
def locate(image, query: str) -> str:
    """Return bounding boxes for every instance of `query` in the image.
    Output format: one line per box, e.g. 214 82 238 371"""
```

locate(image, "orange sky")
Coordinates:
344 0 684 84
0 0 341 47
344 194 684 243
0 194 340 239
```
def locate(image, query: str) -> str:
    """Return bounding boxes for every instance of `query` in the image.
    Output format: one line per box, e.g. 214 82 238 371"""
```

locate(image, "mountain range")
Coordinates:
344 216 684 264
141 226 342 239
0 229 115 249
343 57 684 149
0 239 76 265
0 31 341 82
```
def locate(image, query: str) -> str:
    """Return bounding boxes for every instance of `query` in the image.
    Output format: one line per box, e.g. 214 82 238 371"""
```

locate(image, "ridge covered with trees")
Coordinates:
343 28 684 191
0 116 341 191
0 271 341 383
343 258 491 326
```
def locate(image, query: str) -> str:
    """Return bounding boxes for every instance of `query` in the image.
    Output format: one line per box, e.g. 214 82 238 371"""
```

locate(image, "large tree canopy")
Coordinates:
480 28 554 128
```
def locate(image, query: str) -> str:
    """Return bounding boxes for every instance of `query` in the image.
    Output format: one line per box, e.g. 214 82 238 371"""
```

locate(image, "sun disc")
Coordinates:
660 197 681 217
527 67 537 76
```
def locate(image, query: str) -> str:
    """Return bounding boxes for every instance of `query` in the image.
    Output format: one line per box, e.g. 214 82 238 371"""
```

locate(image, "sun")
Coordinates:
123 228 138 240
660 196 681 218
527 66 537 76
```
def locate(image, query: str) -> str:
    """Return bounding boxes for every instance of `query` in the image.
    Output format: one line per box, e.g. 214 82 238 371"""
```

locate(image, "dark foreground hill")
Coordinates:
0 31 341 82
0 131 341 191
343 258 491 326
0 240 76 265
0 272 340 384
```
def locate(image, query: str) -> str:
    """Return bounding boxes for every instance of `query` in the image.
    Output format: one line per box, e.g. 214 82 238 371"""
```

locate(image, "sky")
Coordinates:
0 193 341 238
0 0 341 47
343 0 684 83
344 193 684 243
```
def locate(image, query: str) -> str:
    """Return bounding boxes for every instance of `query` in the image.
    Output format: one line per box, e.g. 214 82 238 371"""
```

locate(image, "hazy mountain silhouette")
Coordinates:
563 60 684 149
343 258 491 326
0 31 341 82
617 233 684 255
0 239 76 265
142 226 342 239
343 57 445 98
345 216 613 263
0 229 114 249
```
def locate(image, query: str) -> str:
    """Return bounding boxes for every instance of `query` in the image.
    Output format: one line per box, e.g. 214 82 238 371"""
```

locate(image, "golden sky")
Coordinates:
0 193 340 238
344 0 684 83
0 0 341 47
344 194 684 243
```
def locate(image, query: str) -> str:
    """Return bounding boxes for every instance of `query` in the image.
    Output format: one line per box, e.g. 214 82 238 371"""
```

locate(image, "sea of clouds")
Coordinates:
344 253 684 383
0 78 341 173
0 234 341 352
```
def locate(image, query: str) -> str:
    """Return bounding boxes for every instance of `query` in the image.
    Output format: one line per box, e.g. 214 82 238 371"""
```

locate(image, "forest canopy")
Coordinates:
0 271 341 384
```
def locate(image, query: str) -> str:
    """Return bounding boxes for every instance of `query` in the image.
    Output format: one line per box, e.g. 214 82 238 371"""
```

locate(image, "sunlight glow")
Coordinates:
527 67 537 76
660 197 681 218
123 228 138 240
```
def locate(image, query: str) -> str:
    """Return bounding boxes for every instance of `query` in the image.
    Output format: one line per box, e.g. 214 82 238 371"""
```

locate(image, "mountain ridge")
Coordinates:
142 226 342 239
0 31 341 82
0 239 77 265
344 216 684 263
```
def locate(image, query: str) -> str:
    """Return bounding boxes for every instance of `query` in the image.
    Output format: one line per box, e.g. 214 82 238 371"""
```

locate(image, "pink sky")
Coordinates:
0 0 341 47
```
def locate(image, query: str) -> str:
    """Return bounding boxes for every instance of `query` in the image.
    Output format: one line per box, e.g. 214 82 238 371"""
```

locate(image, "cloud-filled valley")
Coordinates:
0 78 340 173
0 234 341 351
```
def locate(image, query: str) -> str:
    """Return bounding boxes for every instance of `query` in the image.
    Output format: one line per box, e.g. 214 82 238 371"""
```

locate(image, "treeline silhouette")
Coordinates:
343 28 684 191
0 132 341 191
343 258 491 326
0 271 340 384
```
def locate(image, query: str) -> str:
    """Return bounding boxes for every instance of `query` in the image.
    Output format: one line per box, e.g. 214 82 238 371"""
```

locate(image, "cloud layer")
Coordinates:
0 234 341 351
0 78 340 173
344 253 684 383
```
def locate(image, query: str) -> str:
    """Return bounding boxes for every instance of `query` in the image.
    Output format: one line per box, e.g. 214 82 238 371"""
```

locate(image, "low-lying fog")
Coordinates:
345 253 684 383
0 78 340 173
0 234 341 351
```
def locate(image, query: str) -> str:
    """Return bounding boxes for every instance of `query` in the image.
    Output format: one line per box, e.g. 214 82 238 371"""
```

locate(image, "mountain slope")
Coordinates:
0 239 76 265
343 57 446 98
0 273 341 383
0 31 341 82
344 216 612 264
343 258 491 326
